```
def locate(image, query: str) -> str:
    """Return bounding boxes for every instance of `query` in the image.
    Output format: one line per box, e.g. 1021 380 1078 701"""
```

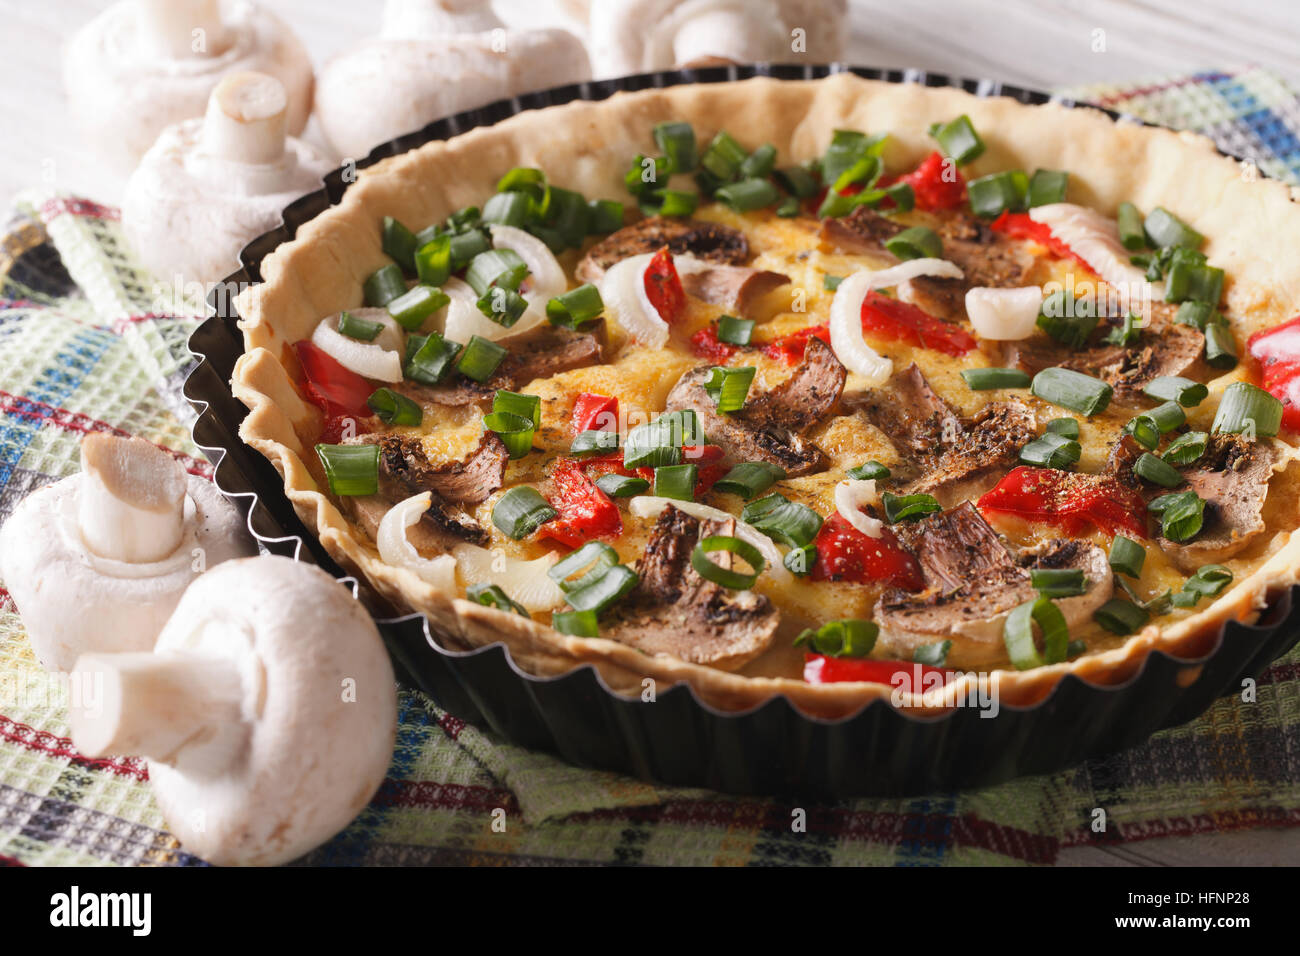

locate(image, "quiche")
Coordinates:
232 75 1300 718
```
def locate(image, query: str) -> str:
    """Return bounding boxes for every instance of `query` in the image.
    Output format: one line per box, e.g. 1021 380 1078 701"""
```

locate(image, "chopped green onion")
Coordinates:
492 486 557 540
447 205 482 231
561 562 637 613
784 543 818 576
594 473 649 498
654 464 697 501
1031 567 1086 597
1027 169 1069 207
1134 452 1183 487
477 284 528 327
1003 596 1069 670
793 619 878 657
386 285 450 331
1020 433 1081 470
882 492 941 524
823 274 843 291
315 443 379 496
382 216 419 273
587 199 624 234
741 493 823 548
639 188 699 218
1067 639 1088 657
699 130 748 181
493 390 540 428
337 310 383 341
1164 261 1224 304
968 169 1028 218
1204 322 1238 370
404 332 461 385
713 461 786 499
465 249 528 296
1174 300 1218 331
1124 415 1159 451
552 609 599 636
740 143 777 179
715 178 780 213
822 129 887 186
1170 591 1199 608
775 196 801 218
774 164 819 199
414 235 452 287
1211 381 1282 437
483 411 534 459
625 153 668 196
704 366 757 413
366 388 422 426
1045 417 1080 439
570 429 620 456
1102 312 1141 347
654 121 697 174
413 223 441 248
1148 491 1206 543
1109 536 1146 578
546 283 604 329
1184 564 1233 598
467 583 530 617
885 225 944 261
548 541 620 593
481 190 532 228
624 419 681 469
362 264 407 308
1128 401 1186 444
928 115 985 165
450 229 492 272
1031 367 1113 416
847 460 891 481
962 367 1031 390
913 640 952 666
1144 207 1204 250
455 335 507 383
1162 430 1208 467
1037 289 1098 347
1116 202 1147 251
690 535 765 590
1143 376 1208 407
716 315 754 346
495 166 546 200
1093 598 1149 636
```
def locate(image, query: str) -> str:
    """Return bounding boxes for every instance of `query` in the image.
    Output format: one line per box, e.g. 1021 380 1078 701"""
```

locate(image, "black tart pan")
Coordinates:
184 64 1300 797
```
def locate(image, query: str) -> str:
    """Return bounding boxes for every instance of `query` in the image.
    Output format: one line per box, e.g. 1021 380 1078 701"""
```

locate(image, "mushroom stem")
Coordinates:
670 10 770 66
78 434 187 564
201 72 289 165
135 0 228 60
70 652 249 772
380 0 504 39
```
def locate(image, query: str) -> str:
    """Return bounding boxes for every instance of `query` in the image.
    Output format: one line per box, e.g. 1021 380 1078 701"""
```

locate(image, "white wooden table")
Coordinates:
1 0 1298 866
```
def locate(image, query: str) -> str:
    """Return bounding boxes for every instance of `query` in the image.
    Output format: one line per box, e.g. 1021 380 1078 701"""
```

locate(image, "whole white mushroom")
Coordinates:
122 71 334 286
63 0 314 173
586 0 847 77
315 0 592 160
68 555 398 866
0 434 255 672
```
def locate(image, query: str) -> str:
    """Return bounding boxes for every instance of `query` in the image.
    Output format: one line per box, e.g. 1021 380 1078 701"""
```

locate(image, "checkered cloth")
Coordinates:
3 68 1300 867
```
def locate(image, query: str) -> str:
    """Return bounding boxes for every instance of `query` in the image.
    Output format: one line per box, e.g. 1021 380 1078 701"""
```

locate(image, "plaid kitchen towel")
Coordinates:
3 67 1300 867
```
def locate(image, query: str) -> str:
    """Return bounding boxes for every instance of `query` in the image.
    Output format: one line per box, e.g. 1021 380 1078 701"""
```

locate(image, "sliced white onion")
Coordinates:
599 253 669 348
310 311 403 382
964 286 1044 340
834 479 884 539
830 259 963 387
1028 203 1155 306
629 496 792 585
376 493 458 589
452 543 565 613
490 224 567 331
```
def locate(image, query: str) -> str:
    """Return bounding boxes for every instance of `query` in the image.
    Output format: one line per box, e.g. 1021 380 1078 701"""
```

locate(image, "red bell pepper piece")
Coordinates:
809 512 925 591
690 324 739 362
644 246 686 324
803 653 956 686
977 465 1148 538
990 211 1093 273
294 340 373 419
889 150 967 212
572 392 619 433
1247 315 1300 433
762 324 831 365
860 291 976 357
541 457 623 547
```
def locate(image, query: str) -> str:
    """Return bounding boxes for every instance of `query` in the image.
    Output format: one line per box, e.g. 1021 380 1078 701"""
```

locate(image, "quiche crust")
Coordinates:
232 74 1300 718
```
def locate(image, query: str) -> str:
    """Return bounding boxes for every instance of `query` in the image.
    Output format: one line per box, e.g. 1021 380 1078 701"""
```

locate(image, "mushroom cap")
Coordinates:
0 472 255 671
121 115 333 285
62 0 315 172
146 556 396 866
315 28 591 160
